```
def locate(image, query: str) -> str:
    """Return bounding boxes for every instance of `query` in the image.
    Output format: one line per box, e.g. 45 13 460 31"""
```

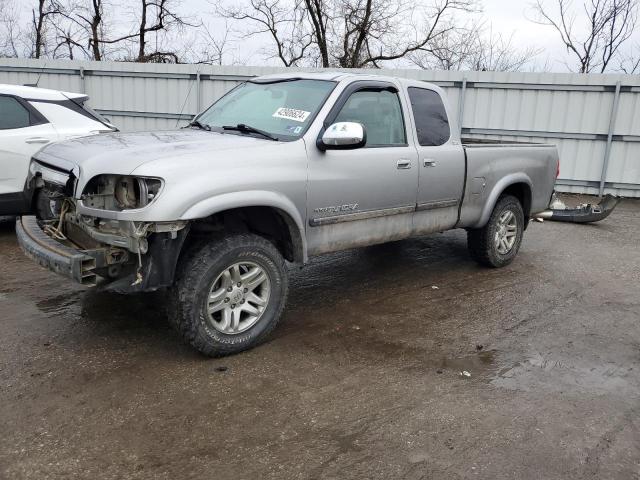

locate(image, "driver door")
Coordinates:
305 81 419 255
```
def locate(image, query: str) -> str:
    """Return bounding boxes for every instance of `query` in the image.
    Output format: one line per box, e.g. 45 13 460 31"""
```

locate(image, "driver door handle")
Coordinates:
397 159 412 169
25 137 50 144
423 159 437 167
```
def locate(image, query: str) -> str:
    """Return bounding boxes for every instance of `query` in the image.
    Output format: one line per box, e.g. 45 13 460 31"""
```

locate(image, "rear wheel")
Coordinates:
467 194 524 268
170 234 288 357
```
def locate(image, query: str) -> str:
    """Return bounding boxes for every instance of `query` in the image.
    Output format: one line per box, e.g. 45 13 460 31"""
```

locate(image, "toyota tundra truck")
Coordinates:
16 72 558 356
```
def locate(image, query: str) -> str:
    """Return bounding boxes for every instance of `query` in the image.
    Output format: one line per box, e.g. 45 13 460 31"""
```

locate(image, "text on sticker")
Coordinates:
273 107 311 123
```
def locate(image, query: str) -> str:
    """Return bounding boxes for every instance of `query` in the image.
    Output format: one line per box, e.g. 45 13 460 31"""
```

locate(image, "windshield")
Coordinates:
196 79 336 141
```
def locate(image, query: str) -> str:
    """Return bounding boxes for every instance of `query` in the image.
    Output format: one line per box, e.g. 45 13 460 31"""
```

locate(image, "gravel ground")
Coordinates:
0 195 639 479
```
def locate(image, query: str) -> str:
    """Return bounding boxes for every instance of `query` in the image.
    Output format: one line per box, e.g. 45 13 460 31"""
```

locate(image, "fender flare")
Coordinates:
179 190 308 263
472 173 533 229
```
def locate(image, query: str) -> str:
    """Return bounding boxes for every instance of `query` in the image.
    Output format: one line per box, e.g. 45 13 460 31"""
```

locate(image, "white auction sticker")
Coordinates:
272 107 311 123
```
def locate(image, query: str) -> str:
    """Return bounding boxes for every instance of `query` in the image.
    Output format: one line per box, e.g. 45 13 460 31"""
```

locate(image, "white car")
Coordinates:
0 84 116 215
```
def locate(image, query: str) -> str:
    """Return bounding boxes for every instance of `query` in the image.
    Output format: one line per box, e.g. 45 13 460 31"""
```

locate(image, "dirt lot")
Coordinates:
1 195 639 480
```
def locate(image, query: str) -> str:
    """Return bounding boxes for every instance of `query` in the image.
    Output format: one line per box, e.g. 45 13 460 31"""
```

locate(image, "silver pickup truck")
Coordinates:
17 72 558 356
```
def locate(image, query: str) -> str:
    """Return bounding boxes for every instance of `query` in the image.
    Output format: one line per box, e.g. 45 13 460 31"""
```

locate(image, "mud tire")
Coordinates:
169 234 288 357
467 194 524 268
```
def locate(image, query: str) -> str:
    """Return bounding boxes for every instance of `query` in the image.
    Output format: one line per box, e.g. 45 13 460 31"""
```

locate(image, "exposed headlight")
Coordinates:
82 175 163 211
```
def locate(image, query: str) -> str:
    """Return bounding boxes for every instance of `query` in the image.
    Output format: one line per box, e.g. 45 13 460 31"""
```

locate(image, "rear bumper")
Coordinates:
532 194 620 224
16 215 98 286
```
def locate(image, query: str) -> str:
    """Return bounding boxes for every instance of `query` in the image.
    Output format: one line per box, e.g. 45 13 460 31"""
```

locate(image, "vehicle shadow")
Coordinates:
73 230 477 357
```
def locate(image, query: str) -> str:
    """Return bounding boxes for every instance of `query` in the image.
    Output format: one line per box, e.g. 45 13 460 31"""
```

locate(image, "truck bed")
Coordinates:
457 140 558 228
462 137 552 146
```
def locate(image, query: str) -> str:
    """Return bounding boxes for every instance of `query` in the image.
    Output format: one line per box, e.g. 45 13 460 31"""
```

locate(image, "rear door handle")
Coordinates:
397 159 412 169
25 137 50 144
423 159 437 167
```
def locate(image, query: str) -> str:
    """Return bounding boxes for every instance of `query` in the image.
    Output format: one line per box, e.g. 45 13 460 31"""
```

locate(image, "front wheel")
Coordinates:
467 194 524 268
170 234 288 357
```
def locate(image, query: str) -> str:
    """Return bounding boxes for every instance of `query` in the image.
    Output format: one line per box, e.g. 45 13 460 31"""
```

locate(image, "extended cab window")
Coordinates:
408 87 450 146
0 96 30 130
334 89 406 147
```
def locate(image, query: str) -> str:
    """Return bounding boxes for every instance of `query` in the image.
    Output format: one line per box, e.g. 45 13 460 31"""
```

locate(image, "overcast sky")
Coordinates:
8 0 640 72
174 0 640 72
480 0 566 69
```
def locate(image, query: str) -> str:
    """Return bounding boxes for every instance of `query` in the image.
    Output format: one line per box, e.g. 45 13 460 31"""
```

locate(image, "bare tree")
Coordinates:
532 0 638 73
31 0 65 58
618 45 640 72
303 0 329 66
220 0 478 68
414 22 541 71
0 0 23 57
188 21 235 65
51 18 87 59
85 0 195 62
335 0 478 68
37 0 106 60
470 32 541 71
76 0 106 60
219 0 314 66
411 21 479 70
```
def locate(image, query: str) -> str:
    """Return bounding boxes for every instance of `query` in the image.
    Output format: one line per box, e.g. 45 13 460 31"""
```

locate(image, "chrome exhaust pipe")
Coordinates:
533 210 554 219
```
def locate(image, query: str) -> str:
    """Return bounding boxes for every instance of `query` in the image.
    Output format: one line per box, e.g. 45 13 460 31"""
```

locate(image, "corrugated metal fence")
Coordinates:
1 58 639 197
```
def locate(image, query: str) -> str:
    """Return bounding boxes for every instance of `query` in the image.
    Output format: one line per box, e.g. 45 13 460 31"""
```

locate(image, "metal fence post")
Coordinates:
79 66 85 94
458 77 467 136
599 80 622 197
196 71 201 113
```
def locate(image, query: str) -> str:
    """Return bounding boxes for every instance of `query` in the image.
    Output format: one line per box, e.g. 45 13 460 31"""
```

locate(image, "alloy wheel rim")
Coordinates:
205 261 271 334
495 209 518 255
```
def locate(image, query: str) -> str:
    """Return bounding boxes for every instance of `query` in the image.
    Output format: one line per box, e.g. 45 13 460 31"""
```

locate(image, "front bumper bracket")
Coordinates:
16 216 98 286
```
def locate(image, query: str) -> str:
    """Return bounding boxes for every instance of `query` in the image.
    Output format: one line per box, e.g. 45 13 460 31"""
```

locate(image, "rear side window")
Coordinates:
408 87 450 146
0 96 30 130
30 101 105 130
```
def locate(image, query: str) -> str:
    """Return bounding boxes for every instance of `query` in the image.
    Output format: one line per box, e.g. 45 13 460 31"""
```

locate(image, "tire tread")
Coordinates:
169 234 288 357
467 195 524 268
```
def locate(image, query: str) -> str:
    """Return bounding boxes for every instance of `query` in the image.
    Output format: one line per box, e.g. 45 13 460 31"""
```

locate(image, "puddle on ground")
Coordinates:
36 291 84 315
435 350 496 374
491 351 638 396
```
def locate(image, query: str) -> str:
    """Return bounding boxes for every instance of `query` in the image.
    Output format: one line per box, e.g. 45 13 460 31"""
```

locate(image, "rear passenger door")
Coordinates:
0 95 57 198
407 87 465 233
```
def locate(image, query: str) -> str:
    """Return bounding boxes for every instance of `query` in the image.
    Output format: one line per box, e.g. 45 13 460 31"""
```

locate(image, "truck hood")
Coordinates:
34 129 277 174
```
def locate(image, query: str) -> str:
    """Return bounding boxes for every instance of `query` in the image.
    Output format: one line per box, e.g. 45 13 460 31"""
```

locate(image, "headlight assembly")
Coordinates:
82 175 163 211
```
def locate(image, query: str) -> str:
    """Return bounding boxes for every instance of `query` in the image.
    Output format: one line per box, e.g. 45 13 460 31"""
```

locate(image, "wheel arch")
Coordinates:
473 174 532 229
180 191 307 263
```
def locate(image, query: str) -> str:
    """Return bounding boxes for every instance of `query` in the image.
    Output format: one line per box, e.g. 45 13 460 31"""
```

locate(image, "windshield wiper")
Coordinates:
222 123 279 141
187 119 211 131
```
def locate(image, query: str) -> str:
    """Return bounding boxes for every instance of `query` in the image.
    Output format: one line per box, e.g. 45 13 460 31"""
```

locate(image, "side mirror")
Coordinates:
317 122 366 151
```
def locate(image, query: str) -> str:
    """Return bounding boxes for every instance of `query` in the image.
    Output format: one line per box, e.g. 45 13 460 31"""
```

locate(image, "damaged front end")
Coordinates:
18 160 189 293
